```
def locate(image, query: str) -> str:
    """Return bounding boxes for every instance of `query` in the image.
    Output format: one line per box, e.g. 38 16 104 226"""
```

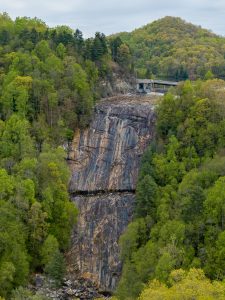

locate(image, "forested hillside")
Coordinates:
117 79 225 299
2 11 225 300
0 12 131 298
112 17 225 80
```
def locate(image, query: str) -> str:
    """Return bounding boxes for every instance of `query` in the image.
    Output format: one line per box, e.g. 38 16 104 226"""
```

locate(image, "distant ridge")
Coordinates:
110 16 225 80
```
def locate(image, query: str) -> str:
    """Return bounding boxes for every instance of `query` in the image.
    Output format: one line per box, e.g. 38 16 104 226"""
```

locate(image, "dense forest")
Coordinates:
0 12 133 299
112 16 225 80
116 79 225 299
2 11 225 300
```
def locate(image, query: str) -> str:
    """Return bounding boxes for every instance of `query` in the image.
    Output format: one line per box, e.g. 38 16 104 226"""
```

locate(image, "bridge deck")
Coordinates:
152 80 178 86
137 79 179 86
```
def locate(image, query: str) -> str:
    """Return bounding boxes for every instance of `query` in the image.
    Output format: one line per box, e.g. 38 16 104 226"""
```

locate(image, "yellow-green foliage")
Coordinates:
117 80 225 299
116 17 225 80
0 12 110 298
139 269 225 300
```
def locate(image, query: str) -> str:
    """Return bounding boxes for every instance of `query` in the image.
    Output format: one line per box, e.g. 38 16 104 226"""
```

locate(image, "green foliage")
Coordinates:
118 80 225 299
56 43 66 59
44 249 66 286
135 175 158 218
37 146 78 249
119 218 148 261
0 114 34 166
0 201 29 298
0 75 32 118
34 40 51 61
0 13 121 147
0 13 117 297
116 261 143 300
41 235 59 267
205 70 214 80
11 286 49 300
0 13 123 296
109 37 123 61
0 168 14 199
204 176 225 229
27 201 48 268
139 268 225 300
115 16 225 80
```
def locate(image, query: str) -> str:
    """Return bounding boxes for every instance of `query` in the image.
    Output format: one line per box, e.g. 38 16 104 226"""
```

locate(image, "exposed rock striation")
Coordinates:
68 95 157 292
70 193 135 291
69 95 156 192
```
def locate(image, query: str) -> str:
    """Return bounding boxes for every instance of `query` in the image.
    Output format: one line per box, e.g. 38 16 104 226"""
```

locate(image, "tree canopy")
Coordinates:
117 79 225 299
0 12 126 297
114 17 225 80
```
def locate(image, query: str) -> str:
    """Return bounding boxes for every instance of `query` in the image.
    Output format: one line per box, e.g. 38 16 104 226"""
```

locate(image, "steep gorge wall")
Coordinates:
68 95 157 292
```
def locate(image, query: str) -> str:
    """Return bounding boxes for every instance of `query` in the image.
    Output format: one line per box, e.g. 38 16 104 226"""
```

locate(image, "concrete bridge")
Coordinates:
137 79 179 93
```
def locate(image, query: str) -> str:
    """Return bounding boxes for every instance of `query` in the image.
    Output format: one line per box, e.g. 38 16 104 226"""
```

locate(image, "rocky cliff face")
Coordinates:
70 192 135 292
68 95 157 292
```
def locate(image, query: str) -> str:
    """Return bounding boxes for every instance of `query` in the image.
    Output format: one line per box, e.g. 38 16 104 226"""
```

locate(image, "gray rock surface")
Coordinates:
69 193 135 292
32 275 103 299
69 95 156 193
68 95 157 292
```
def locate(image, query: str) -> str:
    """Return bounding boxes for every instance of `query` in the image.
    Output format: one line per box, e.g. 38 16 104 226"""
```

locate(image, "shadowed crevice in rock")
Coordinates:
70 189 136 196
68 95 157 292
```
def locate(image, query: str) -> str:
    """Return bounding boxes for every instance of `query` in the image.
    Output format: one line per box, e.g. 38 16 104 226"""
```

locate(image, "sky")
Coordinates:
0 0 225 37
